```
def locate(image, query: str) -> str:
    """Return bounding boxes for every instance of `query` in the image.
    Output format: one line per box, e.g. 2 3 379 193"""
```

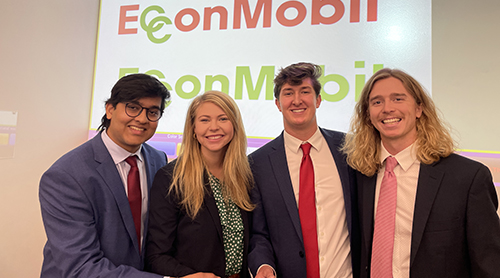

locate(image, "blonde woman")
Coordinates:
146 91 254 278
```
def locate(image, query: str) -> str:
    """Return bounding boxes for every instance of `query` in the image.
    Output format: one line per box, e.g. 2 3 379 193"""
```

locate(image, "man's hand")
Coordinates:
182 273 220 278
255 265 276 278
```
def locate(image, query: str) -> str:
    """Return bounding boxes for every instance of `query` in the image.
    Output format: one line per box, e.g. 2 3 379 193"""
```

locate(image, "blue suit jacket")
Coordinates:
358 153 500 278
39 132 167 278
248 128 360 278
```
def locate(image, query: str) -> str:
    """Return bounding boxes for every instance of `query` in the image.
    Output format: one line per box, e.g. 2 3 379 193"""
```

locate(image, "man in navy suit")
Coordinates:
249 62 359 278
342 68 500 277
39 74 170 278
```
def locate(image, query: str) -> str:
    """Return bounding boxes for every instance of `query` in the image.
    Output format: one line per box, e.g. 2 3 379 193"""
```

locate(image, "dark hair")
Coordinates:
273 62 322 99
97 73 170 131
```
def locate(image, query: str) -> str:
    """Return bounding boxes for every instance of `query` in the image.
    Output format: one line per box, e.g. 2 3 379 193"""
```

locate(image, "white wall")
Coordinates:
0 0 99 277
432 0 500 217
433 0 500 151
0 0 498 277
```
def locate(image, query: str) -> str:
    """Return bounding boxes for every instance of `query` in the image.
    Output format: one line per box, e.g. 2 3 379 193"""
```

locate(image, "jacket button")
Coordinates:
299 251 304 258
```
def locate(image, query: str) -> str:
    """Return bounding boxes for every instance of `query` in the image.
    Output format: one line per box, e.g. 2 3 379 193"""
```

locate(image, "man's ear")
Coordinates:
275 98 282 112
316 93 322 108
105 103 115 120
416 104 423 119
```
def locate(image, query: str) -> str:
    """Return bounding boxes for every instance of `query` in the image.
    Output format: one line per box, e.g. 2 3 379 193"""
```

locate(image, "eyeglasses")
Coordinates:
125 103 163 122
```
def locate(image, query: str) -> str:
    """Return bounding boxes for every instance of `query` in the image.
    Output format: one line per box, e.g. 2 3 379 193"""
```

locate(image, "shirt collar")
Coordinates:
379 142 418 172
283 127 323 154
101 131 143 165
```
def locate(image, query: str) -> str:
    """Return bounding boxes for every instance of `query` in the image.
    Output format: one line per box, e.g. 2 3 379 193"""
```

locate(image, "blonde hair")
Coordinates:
170 91 254 218
342 68 455 176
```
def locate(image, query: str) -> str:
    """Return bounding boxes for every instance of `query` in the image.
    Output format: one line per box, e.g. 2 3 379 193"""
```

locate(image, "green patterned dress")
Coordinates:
208 174 244 276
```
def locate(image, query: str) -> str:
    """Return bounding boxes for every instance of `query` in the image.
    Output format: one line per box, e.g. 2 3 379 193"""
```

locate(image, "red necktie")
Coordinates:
299 143 320 278
371 156 398 278
125 156 142 251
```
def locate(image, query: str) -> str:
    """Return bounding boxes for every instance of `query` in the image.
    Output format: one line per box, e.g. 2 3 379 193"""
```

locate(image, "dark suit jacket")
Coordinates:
145 161 251 278
358 153 500 278
248 128 359 278
39 132 167 278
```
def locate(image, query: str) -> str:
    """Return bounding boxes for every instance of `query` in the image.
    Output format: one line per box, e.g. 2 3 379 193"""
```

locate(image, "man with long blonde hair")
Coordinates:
343 68 500 277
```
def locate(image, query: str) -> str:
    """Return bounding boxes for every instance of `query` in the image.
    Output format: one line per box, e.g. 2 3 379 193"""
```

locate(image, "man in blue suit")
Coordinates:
39 74 170 278
249 63 359 278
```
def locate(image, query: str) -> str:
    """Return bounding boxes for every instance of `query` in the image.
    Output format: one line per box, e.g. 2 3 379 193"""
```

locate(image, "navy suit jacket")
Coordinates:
358 153 500 278
248 128 359 278
39 132 167 278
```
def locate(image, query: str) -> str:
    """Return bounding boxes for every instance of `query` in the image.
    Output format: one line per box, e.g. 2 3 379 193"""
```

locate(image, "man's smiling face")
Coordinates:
275 77 321 136
369 77 422 150
105 97 162 153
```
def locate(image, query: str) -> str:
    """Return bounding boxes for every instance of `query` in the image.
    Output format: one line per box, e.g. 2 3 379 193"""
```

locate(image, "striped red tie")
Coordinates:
125 155 142 252
371 156 398 278
299 143 320 278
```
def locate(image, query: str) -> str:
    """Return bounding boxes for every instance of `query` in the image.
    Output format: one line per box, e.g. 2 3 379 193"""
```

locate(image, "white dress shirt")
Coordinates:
284 128 352 278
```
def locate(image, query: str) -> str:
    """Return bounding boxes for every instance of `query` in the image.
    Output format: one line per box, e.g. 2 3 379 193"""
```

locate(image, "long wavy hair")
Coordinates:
170 91 254 218
342 68 455 176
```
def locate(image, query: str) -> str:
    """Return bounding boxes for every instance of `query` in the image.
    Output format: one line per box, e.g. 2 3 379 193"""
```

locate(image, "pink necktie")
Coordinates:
371 156 398 278
299 143 320 278
125 156 142 251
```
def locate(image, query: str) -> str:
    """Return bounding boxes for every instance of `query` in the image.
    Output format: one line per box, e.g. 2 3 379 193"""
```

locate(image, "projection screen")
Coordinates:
90 0 432 159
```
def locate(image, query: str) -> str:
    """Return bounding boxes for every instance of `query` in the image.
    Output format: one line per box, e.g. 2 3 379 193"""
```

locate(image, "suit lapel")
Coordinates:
92 134 141 254
410 163 444 265
359 173 377 251
140 144 161 253
321 128 354 234
141 144 159 191
204 178 250 249
205 179 225 244
268 135 304 242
